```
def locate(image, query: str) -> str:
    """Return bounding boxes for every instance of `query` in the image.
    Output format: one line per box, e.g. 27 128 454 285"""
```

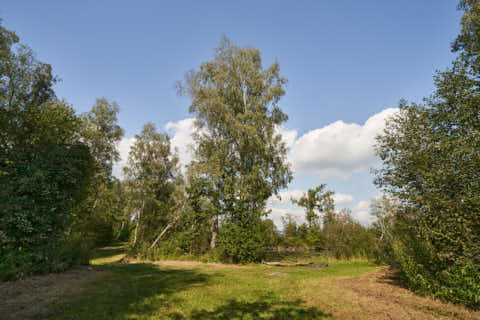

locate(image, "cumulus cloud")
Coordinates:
267 189 304 206
351 200 374 226
268 189 353 207
112 118 197 178
118 108 398 180
165 118 196 169
288 108 398 179
267 207 306 229
276 126 297 149
113 137 136 178
332 193 354 206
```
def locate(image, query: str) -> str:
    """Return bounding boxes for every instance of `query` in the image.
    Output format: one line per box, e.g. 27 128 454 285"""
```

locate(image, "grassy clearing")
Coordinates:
55 248 369 319
2 245 478 319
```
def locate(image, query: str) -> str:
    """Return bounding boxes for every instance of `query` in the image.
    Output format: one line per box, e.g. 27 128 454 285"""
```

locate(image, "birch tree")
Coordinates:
123 123 182 249
178 37 292 262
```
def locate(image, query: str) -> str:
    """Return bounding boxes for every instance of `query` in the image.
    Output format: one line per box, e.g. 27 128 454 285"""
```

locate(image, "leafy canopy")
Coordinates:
179 37 292 262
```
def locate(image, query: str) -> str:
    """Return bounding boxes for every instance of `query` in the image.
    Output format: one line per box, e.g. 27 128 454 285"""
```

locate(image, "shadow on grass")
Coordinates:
167 292 331 320
169 298 331 320
55 244 212 318
55 262 213 319
55 246 331 319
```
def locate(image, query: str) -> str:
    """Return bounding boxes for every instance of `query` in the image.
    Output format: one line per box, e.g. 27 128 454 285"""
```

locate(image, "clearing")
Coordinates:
1 245 478 320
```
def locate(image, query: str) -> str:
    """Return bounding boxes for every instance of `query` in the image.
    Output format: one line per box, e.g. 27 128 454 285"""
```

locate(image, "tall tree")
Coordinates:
178 37 292 262
0 23 57 149
291 185 334 228
0 23 94 279
81 98 124 180
76 98 124 245
374 1 480 307
452 0 480 69
123 123 182 249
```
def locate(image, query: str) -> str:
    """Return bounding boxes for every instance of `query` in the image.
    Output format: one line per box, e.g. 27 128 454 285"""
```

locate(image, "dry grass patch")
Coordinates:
298 267 480 320
0 266 107 320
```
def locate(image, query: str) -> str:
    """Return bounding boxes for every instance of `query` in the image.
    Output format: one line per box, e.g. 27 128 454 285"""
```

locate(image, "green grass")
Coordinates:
52 246 377 319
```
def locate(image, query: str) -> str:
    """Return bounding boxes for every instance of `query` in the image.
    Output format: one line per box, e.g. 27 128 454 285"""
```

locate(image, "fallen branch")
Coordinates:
262 261 329 268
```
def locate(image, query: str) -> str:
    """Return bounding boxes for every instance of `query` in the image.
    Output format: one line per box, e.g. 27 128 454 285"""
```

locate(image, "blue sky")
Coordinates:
2 1 462 227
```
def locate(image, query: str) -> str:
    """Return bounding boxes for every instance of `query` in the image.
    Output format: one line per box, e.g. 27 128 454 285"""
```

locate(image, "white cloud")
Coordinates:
128 108 398 180
332 193 354 206
268 198 374 229
288 108 399 179
267 189 304 206
113 137 135 178
354 200 370 211
276 126 297 149
267 189 355 230
268 189 353 207
351 200 373 226
267 207 306 229
165 118 196 170
112 118 197 179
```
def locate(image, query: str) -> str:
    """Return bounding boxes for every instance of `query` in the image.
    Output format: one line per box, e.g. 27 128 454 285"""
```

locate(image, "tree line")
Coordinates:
1 0 479 309
0 22 376 278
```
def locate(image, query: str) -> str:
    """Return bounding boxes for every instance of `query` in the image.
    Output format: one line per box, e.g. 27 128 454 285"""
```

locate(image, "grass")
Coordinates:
2 245 479 319
54 247 372 319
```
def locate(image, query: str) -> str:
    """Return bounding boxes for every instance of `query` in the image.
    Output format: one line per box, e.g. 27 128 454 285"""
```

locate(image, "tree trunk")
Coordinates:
115 220 125 240
133 201 144 246
210 216 218 250
150 201 186 249
149 216 179 249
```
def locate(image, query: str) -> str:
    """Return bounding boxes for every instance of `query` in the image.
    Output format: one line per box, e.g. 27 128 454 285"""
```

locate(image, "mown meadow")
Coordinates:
3 245 478 320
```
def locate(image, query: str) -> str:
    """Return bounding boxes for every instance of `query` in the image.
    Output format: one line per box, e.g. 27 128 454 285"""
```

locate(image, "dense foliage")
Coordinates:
373 1 480 308
176 37 293 263
123 123 183 252
0 24 95 278
78 98 125 246
0 23 128 279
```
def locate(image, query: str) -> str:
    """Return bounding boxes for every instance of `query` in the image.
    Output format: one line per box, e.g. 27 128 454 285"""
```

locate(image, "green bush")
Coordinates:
0 144 94 280
390 239 480 309
435 261 480 308
322 211 376 260
0 234 92 281
376 218 480 310
218 218 266 264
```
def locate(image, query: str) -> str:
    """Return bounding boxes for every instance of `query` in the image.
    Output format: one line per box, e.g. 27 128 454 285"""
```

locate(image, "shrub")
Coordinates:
377 216 480 309
0 144 94 280
217 217 266 264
